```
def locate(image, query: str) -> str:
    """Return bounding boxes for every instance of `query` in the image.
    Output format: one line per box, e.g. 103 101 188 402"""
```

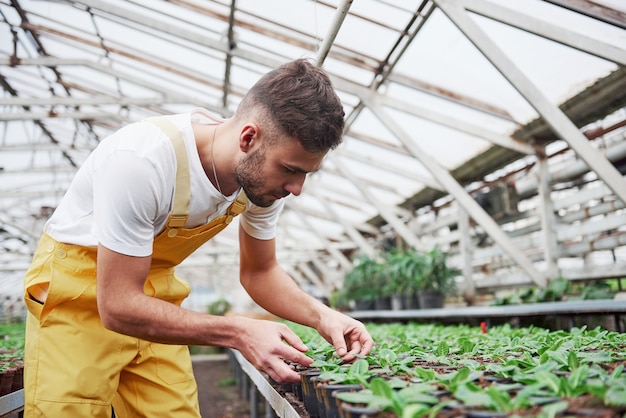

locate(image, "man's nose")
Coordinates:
284 174 306 196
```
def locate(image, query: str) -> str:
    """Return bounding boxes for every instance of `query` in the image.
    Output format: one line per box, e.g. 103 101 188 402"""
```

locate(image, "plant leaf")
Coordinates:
536 371 562 395
401 403 431 418
334 390 373 404
370 377 394 399
610 364 624 379
349 358 370 376
454 382 495 408
546 350 568 368
567 350 579 371
567 365 588 389
539 400 569 418
435 341 450 357
605 385 626 406
485 386 512 412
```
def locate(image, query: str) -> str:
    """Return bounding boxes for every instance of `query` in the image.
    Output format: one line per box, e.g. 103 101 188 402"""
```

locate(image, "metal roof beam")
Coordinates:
222 0 237 109
335 148 444 191
378 94 533 154
55 0 285 71
386 71 514 122
321 165 405 195
0 57 225 112
543 0 626 30
315 0 353 66
283 265 308 287
0 96 178 107
328 154 423 249
284 210 353 272
283 201 357 228
287 196 377 259
295 262 330 296
0 110 127 122
437 0 626 206
287 188 380 235
465 0 626 66
364 95 548 287
333 76 534 155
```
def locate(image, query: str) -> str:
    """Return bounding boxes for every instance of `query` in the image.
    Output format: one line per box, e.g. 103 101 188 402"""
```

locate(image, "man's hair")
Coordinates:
235 58 345 153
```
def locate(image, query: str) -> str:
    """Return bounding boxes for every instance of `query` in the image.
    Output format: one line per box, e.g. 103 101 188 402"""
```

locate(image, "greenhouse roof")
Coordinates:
1 0 625 300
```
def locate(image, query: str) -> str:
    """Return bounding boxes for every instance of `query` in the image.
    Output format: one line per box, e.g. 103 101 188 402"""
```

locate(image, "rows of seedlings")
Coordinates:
277 322 626 418
0 323 24 398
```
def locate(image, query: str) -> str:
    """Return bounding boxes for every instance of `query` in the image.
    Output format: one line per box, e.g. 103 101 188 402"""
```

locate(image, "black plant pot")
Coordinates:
417 290 444 309
292 381 303 401
313 383 363 418
354 299 375 311
300 370 321 418
374 296 392 310
402 293 420 310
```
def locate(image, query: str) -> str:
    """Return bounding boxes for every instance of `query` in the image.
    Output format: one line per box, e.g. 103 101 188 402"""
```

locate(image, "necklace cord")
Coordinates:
211 125 223 196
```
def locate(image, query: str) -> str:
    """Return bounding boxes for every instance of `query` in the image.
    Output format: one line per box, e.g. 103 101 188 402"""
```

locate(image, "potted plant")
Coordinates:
286 321 626 418
342 255 386 310
329 287 352 311
417 246 458 309
0 323 25 397
384 248 427 310
375 261 394 311
207 297 232 316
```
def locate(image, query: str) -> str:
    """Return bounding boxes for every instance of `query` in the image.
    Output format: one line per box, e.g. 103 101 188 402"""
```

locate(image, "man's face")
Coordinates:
234 139 325 207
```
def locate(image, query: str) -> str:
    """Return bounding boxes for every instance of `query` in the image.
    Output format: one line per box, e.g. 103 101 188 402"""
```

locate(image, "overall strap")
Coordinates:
224 191 249 225
146 116 190 228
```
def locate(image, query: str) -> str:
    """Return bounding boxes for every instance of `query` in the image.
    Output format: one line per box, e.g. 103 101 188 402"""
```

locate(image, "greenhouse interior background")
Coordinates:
1 0 626 321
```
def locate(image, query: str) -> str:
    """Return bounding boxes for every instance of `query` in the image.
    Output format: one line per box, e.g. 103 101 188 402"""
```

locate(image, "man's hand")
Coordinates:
317 311 374 363
237 319 314 383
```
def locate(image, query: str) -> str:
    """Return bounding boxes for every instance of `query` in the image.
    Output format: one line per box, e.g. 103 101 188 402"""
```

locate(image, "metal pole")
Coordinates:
249 384 258 418
315 0 354 66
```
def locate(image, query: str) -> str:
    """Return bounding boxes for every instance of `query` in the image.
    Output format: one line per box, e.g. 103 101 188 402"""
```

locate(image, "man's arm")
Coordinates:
96 244 313 383
239 225 374 362
96 244 244 345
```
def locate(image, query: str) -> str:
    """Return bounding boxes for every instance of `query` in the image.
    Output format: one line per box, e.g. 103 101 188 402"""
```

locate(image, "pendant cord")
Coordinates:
211 124 223 196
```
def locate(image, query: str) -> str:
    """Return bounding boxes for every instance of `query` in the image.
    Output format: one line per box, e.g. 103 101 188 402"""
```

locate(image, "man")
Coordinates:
23 59 373 417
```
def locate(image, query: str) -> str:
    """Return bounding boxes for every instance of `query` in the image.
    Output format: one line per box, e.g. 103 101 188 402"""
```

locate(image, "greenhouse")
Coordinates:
1 0 625 417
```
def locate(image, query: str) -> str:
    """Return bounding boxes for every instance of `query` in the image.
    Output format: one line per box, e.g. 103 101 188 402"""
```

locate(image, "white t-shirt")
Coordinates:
44 109 284 257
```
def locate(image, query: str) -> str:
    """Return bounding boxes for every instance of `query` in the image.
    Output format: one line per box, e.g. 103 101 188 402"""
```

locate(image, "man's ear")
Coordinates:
239 123 260 152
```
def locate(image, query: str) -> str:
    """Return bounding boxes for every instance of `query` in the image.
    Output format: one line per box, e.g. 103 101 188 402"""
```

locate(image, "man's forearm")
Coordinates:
240 265 329 329
99 291 248 347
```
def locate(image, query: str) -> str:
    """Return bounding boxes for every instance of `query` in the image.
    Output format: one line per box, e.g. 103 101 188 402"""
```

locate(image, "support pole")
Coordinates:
435 0 626 206
315 0 354 66
458 207 476 304
536 145 560 280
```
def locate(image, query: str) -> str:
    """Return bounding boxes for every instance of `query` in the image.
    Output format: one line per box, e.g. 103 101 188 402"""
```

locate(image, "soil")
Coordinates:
193 353 311 418
193 354 251 418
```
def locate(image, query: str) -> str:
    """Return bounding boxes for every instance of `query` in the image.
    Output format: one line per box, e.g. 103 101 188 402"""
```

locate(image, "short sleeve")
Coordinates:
92 146 172 257
239 199 285 240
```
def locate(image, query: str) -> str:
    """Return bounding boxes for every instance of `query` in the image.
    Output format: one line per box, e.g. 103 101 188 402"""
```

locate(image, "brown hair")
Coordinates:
235 59 345 153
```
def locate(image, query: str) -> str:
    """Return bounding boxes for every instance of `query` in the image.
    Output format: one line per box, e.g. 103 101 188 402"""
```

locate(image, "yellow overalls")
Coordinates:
23 117 248 417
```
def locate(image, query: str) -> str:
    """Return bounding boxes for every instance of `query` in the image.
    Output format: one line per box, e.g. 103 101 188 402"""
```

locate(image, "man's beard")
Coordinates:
234 146 283 207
